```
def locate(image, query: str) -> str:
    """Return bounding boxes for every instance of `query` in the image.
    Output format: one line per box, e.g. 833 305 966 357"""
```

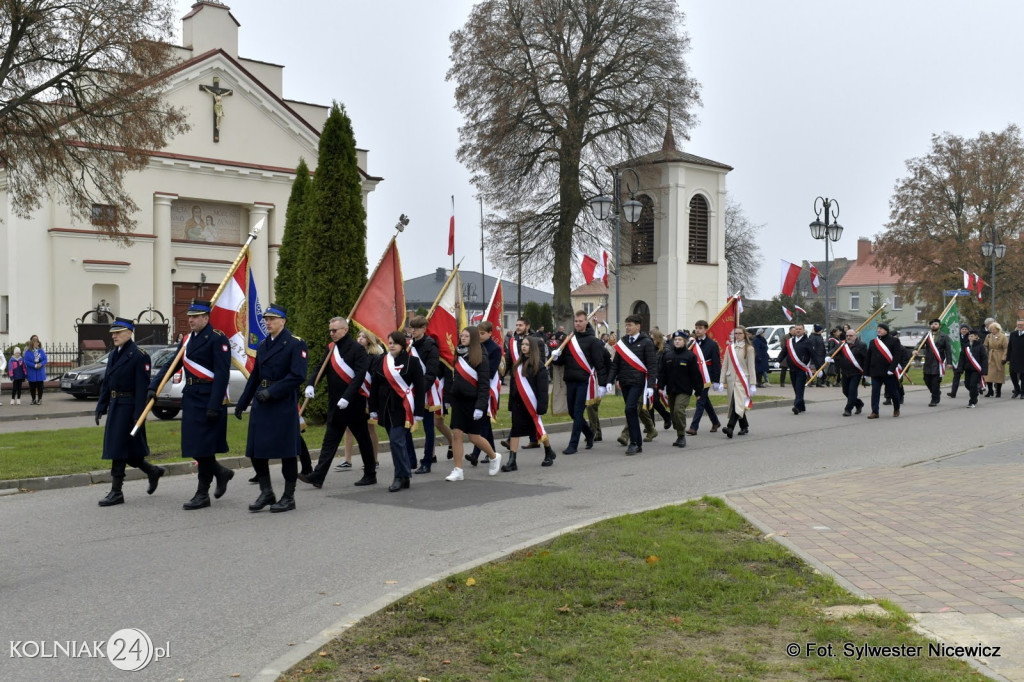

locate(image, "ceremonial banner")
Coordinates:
427 267 463 368
447 196 456 256
706 295 741 364
943 298 961 362
484 278 504 346
210 249 267 374
350 236 406 344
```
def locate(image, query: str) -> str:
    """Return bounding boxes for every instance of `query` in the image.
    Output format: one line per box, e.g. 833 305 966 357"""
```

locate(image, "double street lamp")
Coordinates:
981 228 1006 319
809 197 844 334
588 168 643 336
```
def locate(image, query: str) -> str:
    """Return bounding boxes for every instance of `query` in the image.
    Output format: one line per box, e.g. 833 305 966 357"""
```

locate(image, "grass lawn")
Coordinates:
281 498 982 681
1 392 776 481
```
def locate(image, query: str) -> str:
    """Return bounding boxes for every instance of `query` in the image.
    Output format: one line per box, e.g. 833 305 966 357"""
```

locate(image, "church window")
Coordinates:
688 195 709 264
91 204 117 227
630 194 655 264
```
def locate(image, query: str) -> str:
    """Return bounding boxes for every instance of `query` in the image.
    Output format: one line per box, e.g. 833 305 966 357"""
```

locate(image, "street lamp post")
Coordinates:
981 225 1006 320
809 197 844 334
588 168 642 337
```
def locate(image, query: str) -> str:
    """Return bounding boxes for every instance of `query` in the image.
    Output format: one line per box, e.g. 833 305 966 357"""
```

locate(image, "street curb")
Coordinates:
4 399 792 493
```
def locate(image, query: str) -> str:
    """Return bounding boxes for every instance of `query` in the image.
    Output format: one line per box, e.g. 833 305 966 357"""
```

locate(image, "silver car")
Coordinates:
149 348 248 420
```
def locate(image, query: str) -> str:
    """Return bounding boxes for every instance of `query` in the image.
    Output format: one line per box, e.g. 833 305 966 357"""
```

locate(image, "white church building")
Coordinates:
610 124 732 332
0 1 380 346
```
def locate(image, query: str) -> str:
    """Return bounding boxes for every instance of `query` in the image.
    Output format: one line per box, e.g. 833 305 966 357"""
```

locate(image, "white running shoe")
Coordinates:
445 467 464 482
488 453 502 476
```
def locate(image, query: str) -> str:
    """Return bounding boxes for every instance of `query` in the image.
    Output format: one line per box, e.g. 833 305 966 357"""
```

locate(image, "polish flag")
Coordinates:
960 268 976 291
782 306 793 321
581 250 610 286
809 264 821 294
210 249 267 374
447 196 455 256
780 260 802 297
793 305 807 314
975 275 986 301
426 267 465 368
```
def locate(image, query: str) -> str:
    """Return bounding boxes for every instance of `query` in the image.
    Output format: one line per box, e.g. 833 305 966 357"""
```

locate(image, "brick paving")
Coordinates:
726 462 1024 616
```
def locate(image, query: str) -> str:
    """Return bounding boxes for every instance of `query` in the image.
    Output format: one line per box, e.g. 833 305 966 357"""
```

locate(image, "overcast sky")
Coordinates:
174 0 1024 300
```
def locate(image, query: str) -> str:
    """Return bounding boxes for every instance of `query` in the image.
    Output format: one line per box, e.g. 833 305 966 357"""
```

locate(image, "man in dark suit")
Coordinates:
149 299 233 509
1007 319 1024 398
809 324 827 387
551 311 607 454
301 316 376 488
686 319 722 435
947 323 971 399
921 317 954 407
235 303 308 513
828 328 866 416
777 323 815 414
95 318 164 506
865 323 903 418
606 314 658 455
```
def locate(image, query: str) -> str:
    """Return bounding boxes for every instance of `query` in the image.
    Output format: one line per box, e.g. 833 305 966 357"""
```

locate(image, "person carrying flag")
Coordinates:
686 320 722 435
922 317 954 407
550 310 607 454
777 323 815 414
149 299 234 509
407 315 453 474
865 322 902 419
605 314 658 456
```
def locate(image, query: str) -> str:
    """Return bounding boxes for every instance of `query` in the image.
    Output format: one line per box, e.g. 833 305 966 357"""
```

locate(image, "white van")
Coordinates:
746 324 820 372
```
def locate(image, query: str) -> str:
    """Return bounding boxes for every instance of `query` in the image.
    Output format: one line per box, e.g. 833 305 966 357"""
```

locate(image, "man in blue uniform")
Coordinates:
235 303 308 513
95 318 165 506
149 299 234 510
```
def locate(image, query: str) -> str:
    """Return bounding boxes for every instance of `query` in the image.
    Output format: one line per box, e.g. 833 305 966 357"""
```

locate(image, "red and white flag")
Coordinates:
793 305 807 314
447 195 455 256
484 278 504 346
780 260 802 296
210 248 267 374
580 250 610 286
782 305 793 321
974 275 986 302
426 267 464 368
808 264 821 294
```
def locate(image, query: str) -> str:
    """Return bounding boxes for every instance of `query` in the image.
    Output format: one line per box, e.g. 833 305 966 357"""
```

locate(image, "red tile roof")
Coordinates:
836 242 900 287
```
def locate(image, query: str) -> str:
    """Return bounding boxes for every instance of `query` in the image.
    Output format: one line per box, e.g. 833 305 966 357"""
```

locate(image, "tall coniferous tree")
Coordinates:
274 157 311 331
296 103 368 421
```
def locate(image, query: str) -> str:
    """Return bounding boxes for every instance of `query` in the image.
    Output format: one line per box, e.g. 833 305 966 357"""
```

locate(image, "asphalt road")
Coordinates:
0 384 1017 681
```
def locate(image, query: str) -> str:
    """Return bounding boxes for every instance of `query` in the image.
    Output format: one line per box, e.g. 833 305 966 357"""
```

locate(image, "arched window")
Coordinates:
688 195 709 264
632 301 651 332
630 194 655 264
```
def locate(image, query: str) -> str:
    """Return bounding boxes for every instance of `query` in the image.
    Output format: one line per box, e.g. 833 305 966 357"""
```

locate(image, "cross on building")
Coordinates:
199 76 233 142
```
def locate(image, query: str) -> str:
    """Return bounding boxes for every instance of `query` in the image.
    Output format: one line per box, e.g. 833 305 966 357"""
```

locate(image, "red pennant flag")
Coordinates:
793 304 807 314
484 279 504 346
780 260 802 297
808 264 821 294
447 196 455 256
782 305 793 321
350 237 406 343
707 296 741 365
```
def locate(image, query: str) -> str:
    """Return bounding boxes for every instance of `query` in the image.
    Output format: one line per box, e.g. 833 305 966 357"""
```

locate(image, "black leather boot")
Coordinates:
213 465 234 499
99 476 125 506
388 477 410 492
501 451 518 472
249 476 276 512
541 446 556 467
183 476 212 510
140 463 165 495
413 458 432 474
270 480 296 512
353 471 377 486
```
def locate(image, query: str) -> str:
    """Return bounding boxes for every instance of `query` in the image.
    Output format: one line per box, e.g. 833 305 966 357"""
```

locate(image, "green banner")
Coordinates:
942 299 961 360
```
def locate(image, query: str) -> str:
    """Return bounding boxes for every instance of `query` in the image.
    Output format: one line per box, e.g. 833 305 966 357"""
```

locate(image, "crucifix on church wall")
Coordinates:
199 76 233 142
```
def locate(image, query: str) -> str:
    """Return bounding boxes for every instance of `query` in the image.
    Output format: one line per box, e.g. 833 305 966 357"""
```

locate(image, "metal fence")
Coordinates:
40 342 88 381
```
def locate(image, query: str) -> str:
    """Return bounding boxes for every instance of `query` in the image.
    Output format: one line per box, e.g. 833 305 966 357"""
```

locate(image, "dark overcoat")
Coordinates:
96 340 151 460
236 328 308 459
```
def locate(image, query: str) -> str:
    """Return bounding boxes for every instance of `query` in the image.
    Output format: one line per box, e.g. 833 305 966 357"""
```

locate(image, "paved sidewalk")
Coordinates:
725 440 1024 681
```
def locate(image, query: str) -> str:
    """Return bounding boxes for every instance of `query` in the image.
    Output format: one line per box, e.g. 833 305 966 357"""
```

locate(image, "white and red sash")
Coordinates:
514 365 547 443
926 333 946 377
329 342 356 385
384 353 415 428
840 343 865 374
658 388 669 409
965 345 986 389
360 373 371 398
182 333 214 380
787 337 812 376
614 339 652 408
410 344 441 410
726 342 753 409
690 338 711 387
568 335 598 403
508 337 521 366
873 337 904 379
488 371 500 419
455 356 478 387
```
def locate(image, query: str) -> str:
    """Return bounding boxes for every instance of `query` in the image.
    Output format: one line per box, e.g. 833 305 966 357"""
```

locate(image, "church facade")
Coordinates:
609 125 731 332
0 1 380 345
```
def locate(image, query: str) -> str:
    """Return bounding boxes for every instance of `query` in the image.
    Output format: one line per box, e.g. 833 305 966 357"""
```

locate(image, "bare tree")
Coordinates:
449 0 701 324
0 0 188 240
724 197 764 296
874 125 1024 321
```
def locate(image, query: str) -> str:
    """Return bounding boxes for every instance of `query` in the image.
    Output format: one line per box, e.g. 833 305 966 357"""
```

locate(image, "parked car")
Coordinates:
745 324 808 372
150 349 248 420
60 345 172 399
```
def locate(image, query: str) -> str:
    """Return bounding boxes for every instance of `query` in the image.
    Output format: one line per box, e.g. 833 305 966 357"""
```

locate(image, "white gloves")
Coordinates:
369 412 378 420
337 397 349 409
550 349 561 361
597 386 606 399
414 416 423 422
644 388 654 403
824 356 835 364
304 385 315 399
886 370 894 376
713 383 723 392
443 402 451 411
473 409 484 420
605 383 614 394
750 386 757 395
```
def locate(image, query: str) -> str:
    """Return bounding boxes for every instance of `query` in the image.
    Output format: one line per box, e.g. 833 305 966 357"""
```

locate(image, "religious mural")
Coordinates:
171 200 243 243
